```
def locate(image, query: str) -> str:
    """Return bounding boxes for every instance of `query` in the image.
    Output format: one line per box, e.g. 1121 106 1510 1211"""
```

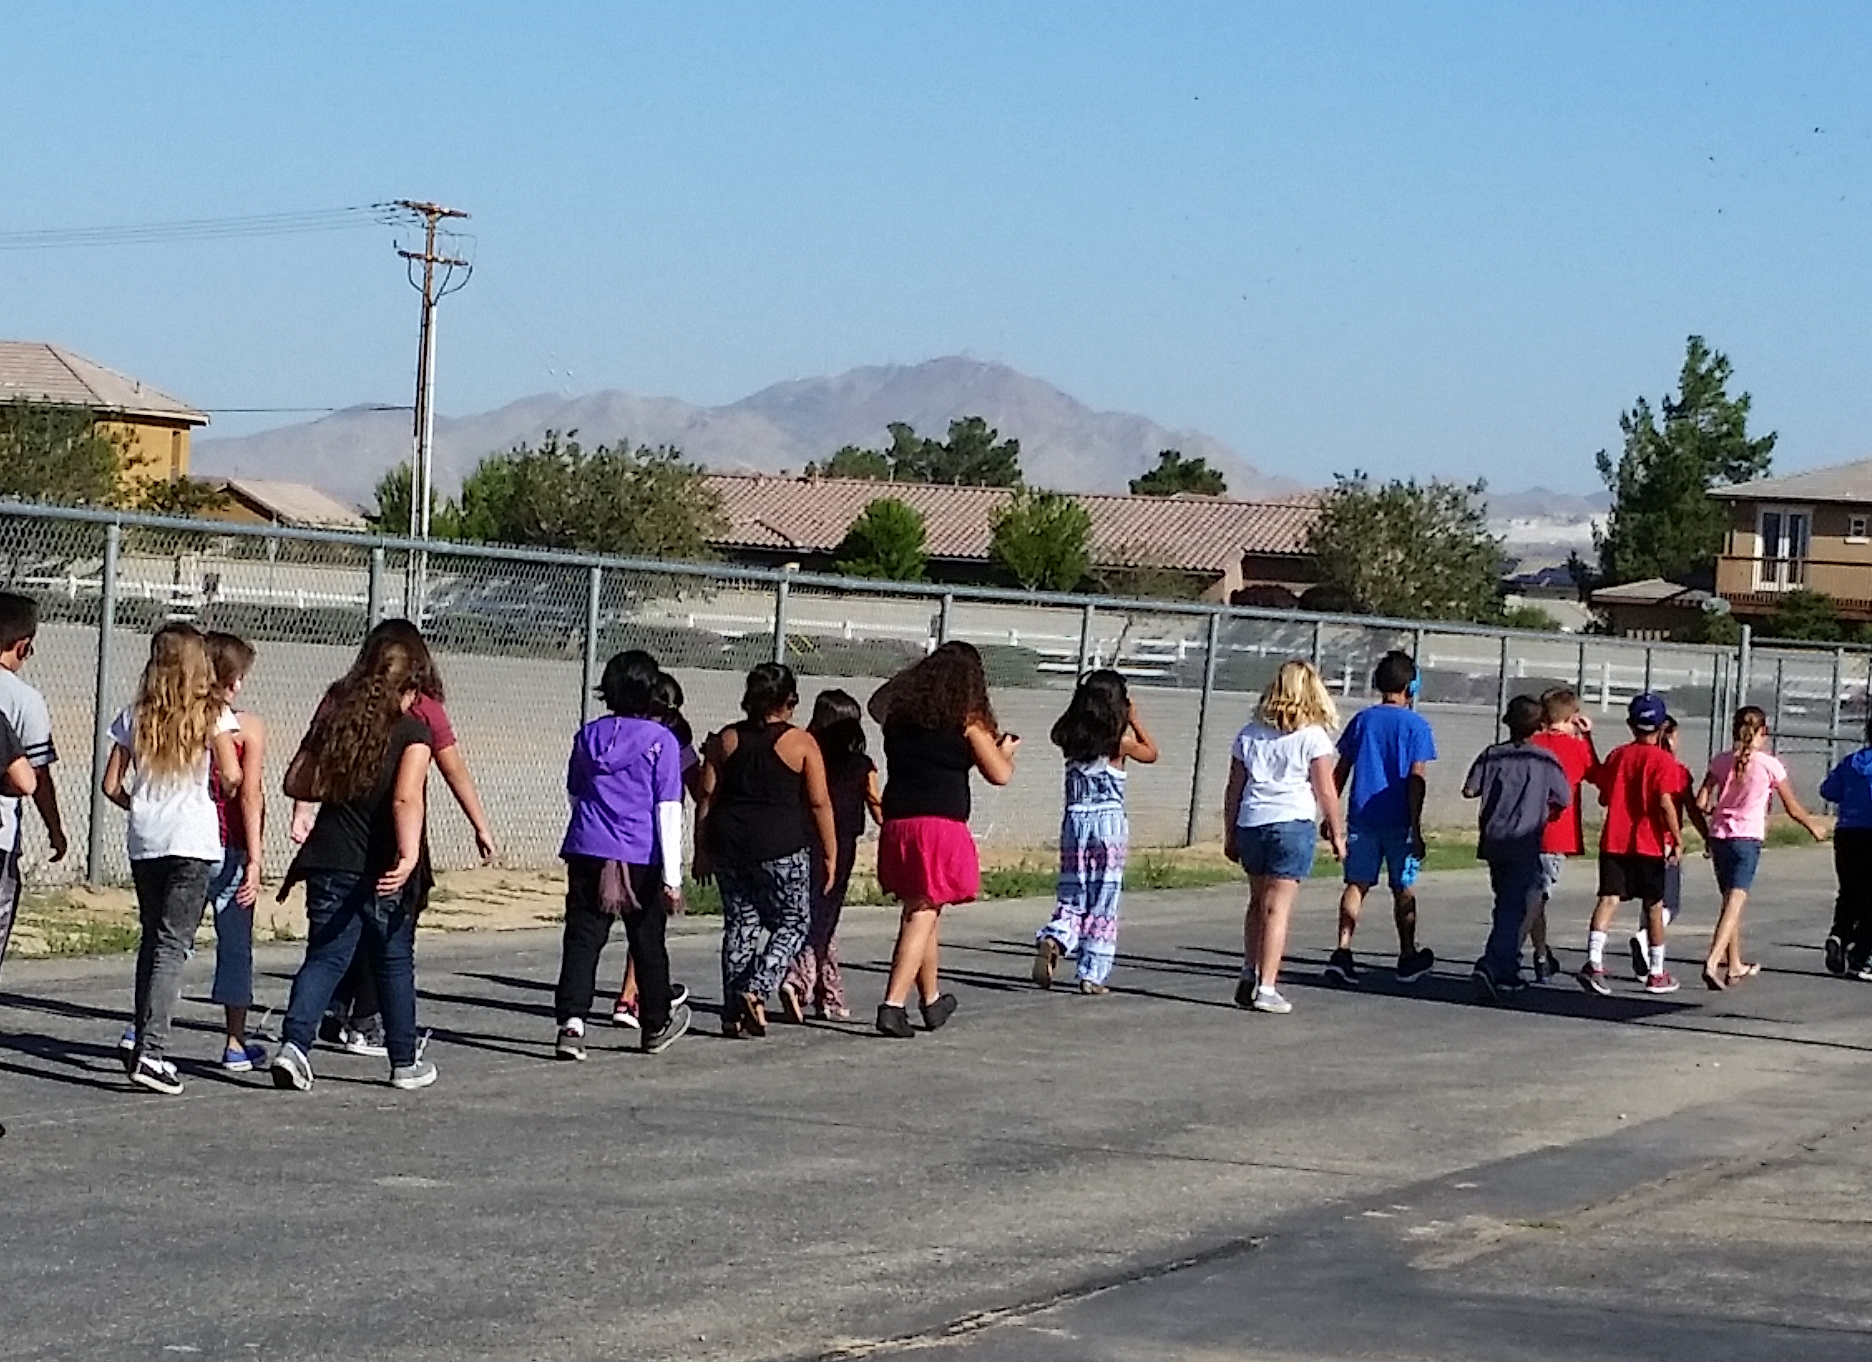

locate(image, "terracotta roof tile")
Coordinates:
0 341 206 424
706 474 1317 572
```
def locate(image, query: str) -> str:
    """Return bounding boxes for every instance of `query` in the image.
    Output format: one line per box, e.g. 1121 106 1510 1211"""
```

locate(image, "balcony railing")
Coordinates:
1716 555 1872 605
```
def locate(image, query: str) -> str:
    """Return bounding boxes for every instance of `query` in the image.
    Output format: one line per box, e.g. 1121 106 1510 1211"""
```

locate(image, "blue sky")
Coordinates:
6 2 1869 493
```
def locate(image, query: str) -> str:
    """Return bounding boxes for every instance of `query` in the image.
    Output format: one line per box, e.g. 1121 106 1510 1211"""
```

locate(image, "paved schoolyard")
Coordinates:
2 848 1869 1361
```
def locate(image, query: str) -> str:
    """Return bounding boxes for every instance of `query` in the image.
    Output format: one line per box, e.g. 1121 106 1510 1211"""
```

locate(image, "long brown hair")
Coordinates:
132 625 223 783
299 635 430 802
881 640 997 735
1726 705 1768 791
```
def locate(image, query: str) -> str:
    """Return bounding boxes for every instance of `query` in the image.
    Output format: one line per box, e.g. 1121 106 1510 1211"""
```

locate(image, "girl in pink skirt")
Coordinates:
868 642 1018 1037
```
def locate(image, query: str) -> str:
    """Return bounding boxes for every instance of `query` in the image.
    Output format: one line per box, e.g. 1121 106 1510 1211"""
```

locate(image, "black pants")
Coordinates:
1831 828 1872 960
554 859 670 1033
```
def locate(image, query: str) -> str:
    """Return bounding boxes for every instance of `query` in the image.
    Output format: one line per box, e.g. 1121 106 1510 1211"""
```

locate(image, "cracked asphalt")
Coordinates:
3 848 1869 1361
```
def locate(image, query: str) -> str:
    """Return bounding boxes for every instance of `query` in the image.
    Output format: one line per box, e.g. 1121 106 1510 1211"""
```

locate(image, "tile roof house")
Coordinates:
1710 459 1872 622
0 341 208 487
705 474 1320 601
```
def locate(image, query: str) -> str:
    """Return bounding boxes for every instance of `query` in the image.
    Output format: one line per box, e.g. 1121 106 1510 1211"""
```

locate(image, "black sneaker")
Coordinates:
1323 948 1359 987
1825 935 1847 977
129 1054 184 1096
317 1014 343 1046
1233 974 1259 1009
1628 935 1648 982
643 1004 692 1055
875 1004 915 1039
1533 948 1563 983
1396 947 1435 984
920 993 958 1031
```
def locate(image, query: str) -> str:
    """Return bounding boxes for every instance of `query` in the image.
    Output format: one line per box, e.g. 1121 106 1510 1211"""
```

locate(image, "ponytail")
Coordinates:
1726 706 1768 792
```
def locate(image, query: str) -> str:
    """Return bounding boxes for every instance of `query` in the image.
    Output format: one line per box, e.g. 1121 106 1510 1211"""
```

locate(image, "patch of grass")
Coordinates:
40 919 141 956
1763 819 1828 849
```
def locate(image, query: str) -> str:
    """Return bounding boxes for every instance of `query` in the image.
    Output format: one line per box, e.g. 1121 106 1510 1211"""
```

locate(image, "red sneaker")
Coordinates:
611 997 641 1029
1577 964 1612 997
1644 971 1680 995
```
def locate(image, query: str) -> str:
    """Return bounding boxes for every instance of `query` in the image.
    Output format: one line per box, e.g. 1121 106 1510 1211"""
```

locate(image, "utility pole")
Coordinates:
395 199 470 623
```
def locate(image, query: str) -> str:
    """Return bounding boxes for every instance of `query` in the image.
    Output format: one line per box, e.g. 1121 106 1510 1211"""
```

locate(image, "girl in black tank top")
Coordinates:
695 664 837 1037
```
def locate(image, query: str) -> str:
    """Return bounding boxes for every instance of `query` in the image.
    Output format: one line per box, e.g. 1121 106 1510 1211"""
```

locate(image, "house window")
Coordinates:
1850 515 1869 543
1754 505 1811 591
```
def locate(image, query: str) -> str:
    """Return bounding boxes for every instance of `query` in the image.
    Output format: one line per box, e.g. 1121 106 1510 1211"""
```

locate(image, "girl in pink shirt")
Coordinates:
1696 706 1826 989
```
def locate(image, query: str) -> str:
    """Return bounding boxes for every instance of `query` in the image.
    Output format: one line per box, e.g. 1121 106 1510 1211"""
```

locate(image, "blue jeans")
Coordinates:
208 849 253 1008
282 872 419 1066
1481 853 1542 984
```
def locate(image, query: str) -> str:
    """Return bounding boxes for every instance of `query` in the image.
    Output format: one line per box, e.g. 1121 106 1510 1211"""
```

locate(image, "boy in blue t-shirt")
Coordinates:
1330 650 1437 985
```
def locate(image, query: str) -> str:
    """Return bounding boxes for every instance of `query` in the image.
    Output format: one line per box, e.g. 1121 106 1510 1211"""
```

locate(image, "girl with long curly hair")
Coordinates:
866 641 1017 1038
295 618 497 1059
103 623 243 1095
271 632 438 1093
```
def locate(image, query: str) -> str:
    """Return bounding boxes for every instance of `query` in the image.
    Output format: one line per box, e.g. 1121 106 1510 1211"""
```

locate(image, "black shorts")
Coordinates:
1597 852 1667 906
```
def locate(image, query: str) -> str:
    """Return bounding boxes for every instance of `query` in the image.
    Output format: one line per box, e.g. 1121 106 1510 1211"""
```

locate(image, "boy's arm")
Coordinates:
1407 761 1428 858
1332 753 1352 795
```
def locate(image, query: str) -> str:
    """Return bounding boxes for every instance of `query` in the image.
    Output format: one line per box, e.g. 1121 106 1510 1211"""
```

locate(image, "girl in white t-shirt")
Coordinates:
104 624 242 1095
1222 659 1347 1015
1695 705 1825 990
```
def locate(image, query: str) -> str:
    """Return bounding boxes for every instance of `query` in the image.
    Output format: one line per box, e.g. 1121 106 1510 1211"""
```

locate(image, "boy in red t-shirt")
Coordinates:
1527 688 1597 982
1579 693 1688 996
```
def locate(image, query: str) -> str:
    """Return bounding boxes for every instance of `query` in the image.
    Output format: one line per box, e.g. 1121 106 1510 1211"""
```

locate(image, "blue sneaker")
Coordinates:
221 1040 268 1073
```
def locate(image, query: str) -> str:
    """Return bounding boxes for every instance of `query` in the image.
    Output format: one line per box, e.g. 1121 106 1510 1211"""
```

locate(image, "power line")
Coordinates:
200 404 413 415
0 204 403 251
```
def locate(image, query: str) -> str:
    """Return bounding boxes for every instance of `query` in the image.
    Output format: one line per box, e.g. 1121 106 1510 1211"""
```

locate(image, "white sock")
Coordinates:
563 1016 584 1036
1587 931 1607 966
1648 944 1666 976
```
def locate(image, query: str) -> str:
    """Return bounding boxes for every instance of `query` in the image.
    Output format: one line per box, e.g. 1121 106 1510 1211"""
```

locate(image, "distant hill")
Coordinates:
194 357 1297 509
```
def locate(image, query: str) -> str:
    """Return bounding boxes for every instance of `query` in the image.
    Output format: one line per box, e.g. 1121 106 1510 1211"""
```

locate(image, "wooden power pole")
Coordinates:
394 199 470 620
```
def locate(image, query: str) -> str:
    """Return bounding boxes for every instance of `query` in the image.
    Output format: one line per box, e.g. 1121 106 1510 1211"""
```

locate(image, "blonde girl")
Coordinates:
1222 659 1346 1015
104 624 243 1095
1696 705 1825 989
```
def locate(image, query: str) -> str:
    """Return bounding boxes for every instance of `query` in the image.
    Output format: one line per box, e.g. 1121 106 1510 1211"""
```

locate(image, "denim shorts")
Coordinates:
1345 824 1420 891
1237 819 1318 881
1711 838 1762 894
1538 852 1566 899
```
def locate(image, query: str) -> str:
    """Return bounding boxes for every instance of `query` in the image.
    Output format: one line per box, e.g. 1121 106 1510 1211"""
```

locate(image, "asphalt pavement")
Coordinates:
3 849 1869 1361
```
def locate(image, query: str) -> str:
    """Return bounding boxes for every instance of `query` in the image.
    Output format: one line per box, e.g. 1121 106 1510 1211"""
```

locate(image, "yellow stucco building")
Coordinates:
0 340 208 487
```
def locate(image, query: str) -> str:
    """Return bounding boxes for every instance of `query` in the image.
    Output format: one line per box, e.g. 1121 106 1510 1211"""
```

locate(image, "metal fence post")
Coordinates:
1770 655 1786 741
86 524 120 885
772 569 792 665
1575 638 1588 692
1737 624 1752 708
1411 627 1424 663
1706 650 1723 767
1185 610 1223 847
1077 603 1096 674
1309 619 1324 671
938 592 954 646
1494 633 1510 739
581 565 602 724
1829 647 1845 769
1642 646 1654 696
366 546 386 629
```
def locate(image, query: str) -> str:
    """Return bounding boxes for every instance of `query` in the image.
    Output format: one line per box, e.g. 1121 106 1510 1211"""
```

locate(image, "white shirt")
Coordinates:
1234 721 1336 827
108 705 240 862
0 667 54 855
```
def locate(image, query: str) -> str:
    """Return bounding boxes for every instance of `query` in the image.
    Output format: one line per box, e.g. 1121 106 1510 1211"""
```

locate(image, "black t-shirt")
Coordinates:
296 716 432 877
881 722 973 822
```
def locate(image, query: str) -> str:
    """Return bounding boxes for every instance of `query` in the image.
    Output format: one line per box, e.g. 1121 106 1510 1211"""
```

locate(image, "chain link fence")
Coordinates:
0 502 1861 886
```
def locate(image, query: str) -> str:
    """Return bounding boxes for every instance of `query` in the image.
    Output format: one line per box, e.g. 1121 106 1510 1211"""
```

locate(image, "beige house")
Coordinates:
0 340 208 487
1711 460 1872 623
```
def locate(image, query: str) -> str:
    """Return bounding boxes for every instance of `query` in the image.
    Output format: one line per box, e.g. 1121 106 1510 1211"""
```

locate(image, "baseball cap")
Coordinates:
1627 692 1669 732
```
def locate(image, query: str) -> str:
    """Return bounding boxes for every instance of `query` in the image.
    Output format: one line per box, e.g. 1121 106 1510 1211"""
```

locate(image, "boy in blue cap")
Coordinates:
1330 650 1437 985
1578 692 1689 996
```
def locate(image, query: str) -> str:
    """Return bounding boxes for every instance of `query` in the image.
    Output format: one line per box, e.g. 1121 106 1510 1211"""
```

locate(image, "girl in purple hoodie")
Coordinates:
552 650 690 1059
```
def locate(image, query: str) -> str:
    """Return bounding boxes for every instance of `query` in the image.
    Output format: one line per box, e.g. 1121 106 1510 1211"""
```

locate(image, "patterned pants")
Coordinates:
717 848 813 1003
1037 806 1127 986
783 871 850 1013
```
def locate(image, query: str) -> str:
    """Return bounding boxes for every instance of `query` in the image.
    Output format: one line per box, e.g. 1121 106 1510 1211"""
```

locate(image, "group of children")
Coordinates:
2 587 1864 1092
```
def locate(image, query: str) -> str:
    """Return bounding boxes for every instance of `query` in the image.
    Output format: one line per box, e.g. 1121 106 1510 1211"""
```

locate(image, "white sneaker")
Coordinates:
270 1041 315 1092
389 1059 438 1090
1251 987 1293 1015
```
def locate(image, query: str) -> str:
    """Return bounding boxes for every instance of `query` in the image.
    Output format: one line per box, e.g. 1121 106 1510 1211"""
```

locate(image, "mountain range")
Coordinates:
194 357 1298 509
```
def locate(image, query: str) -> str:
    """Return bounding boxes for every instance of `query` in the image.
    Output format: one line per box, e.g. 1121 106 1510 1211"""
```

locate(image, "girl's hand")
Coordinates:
1573 713 1593 736
1329 831 1349 862
290 805 316 844
998 733 1021 755
473 827 498 864
662 885 686 917
377 856 418 897
1809 820 1830 843
237 859 262 908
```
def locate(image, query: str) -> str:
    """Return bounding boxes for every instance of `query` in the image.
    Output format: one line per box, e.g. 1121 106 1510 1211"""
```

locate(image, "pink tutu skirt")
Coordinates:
877 816 980 907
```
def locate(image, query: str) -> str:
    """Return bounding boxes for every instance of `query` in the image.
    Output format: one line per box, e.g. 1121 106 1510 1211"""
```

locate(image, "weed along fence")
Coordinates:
0 501 1864 887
